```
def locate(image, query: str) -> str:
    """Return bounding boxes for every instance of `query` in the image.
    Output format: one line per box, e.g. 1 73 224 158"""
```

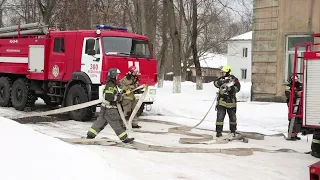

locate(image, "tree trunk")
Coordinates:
121 0 128 27
191 0 202 90
157 0 169 88
133 1 142 34
139 0 147 35
167 0 182 93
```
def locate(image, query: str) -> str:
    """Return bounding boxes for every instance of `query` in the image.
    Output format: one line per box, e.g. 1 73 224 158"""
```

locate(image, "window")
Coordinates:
285 35 314 81
102 37 151 58
241 69 247 79
53 37 65 53
85 38 101 55
242 48 248 57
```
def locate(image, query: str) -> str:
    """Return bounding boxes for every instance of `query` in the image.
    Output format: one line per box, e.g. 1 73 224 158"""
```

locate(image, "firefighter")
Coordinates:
285 75 302 141
86 68 134 143
118 65 144 129
213 65 241 137
311 130 320 158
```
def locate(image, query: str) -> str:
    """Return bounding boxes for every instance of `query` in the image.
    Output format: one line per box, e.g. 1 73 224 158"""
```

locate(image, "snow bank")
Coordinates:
236 81 251 102
0 117 129 180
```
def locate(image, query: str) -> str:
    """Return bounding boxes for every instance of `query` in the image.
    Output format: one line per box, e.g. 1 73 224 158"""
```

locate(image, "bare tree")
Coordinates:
0 0 6 27
37 0 59 25
167 0 181 93
157 0 169 88
191 0 202 90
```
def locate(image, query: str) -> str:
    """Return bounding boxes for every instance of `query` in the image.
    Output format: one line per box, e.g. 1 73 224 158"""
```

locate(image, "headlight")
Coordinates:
149 89 156 95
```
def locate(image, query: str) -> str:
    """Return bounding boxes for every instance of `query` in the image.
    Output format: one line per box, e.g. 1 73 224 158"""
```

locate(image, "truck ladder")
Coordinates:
287 42 313 139
0 22 48 38
287 97 301 140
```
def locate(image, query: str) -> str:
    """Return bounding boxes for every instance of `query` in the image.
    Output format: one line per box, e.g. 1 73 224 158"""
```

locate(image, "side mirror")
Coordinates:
87 49 96 56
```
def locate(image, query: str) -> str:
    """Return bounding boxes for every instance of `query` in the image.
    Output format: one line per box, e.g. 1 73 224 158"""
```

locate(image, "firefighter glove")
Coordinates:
219 78 225 85
143 84 148 88
125 89 131 95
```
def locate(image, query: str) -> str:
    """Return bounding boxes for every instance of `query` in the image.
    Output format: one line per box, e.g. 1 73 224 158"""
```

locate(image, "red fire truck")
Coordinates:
0 22 157 121
287 32 320 179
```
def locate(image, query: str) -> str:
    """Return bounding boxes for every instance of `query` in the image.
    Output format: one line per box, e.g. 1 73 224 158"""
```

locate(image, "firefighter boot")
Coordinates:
216 125 223 137
132 123 141 129
122 137 135 143
216 132 222 137
125 112 141 129
86 131 96 139
119 132 135 143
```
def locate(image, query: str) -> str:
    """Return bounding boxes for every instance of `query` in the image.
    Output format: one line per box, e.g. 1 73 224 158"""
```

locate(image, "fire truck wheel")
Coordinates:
0 77 12 107
66 84 95 121
11 78 36 111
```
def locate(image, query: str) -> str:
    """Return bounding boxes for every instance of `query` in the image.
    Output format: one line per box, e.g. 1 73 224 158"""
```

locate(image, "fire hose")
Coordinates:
117 90 219 144
15 86 306 156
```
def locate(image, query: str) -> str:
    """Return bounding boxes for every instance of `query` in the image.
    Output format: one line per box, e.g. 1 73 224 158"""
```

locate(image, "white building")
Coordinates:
189 53 227 83
227 31 252 82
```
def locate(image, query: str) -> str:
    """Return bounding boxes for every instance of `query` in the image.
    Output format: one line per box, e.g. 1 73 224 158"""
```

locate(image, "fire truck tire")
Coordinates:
66 84 95 121
11 78 36 111
0 77 12 107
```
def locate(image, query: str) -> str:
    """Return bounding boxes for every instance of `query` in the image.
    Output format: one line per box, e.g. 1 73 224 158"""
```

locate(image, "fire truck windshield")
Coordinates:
102 36 152 58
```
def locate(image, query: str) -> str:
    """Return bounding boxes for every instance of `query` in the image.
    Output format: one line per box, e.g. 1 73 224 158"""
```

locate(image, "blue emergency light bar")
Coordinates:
95 24 128 31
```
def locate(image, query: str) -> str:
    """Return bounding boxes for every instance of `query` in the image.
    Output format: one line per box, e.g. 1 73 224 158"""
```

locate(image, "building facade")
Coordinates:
227 31 252 82
252 0 320 102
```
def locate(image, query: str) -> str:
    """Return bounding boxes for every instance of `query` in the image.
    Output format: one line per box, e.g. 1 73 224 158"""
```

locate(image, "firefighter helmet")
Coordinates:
128 65 138 74
107 68 120 79
220 65 232 75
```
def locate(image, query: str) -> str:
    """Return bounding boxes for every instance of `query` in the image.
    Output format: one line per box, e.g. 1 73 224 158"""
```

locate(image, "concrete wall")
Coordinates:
252 0 320 102
227 40 252 82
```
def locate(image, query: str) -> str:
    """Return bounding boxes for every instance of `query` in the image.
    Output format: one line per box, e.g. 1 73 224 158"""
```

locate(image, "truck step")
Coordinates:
47 94 63 97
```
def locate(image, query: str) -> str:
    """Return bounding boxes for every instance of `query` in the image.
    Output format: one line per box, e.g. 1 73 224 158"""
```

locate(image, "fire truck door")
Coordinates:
81 37 103 84
48 36 66 80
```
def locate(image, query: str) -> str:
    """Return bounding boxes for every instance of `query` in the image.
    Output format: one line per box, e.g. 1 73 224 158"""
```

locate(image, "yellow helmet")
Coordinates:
221 65 232 75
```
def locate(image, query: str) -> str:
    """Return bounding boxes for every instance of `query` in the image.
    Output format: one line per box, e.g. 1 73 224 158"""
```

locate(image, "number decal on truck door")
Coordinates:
128 61 140 74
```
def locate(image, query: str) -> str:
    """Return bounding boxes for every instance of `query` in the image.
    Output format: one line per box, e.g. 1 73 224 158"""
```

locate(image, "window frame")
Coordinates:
242 47 248 57
241 68 247 80
285 34 314 82
53 37 65 53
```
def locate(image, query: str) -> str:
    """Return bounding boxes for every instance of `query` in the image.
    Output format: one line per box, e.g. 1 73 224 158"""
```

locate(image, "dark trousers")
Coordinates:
216 105 237 133
87 106 127 140
312 130 320 158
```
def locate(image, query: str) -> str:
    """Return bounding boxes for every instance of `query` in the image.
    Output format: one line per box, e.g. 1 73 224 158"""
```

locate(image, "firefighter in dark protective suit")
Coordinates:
214 66 241 137
86 68 134 143
285 75 302 141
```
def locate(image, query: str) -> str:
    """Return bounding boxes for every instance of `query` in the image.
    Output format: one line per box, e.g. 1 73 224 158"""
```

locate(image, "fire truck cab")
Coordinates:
0 23 157 121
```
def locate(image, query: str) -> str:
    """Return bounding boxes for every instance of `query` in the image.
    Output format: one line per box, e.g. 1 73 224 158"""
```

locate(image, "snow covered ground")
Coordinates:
0 80 319 180
0 117 129 180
